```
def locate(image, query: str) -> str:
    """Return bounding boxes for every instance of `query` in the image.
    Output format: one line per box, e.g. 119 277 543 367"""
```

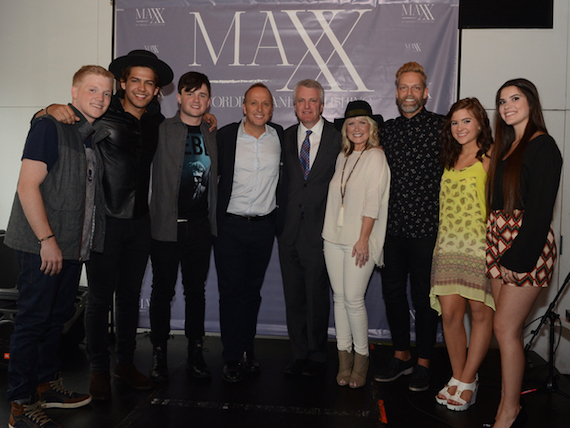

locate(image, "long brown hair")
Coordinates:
440 98 493 170
487 78 548 214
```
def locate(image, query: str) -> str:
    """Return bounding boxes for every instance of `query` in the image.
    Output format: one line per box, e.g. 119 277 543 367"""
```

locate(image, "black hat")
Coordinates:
334 100 383 131
109 49 174 87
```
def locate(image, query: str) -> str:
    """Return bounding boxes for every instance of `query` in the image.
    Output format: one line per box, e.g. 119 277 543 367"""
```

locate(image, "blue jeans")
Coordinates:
7 251 81 402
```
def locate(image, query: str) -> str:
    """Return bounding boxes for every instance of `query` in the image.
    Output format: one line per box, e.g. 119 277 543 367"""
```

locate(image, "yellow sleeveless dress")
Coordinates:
430 161 495 315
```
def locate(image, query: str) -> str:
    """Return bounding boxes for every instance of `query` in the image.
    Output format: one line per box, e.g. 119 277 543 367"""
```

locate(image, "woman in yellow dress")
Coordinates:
430 98 494 411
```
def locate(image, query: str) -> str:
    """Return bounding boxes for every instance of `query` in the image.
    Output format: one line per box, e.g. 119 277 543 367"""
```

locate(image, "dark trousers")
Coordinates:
214 214 276 362
7 252 81 401
149 217 212 345
85 214 151 372
278 217 330 363
380 234 439 360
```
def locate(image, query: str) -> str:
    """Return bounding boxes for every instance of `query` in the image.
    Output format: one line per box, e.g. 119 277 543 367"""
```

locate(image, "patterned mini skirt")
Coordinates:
486 209 556 287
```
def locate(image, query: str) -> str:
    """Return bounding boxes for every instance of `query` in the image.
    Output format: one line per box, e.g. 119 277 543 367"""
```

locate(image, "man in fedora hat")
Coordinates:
278 79 341 378
38 50 175 399
373 62 443 392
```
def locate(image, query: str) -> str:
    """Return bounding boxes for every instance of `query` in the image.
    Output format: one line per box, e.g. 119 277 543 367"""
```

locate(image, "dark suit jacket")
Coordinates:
278 119 342 247
216 120 286 236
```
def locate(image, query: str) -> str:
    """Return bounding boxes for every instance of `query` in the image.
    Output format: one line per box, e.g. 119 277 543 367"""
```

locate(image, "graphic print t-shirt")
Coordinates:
178 125 211 220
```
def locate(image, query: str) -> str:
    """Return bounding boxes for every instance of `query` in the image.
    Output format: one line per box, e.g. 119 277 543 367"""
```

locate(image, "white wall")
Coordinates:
1 0 570 372
0 0 113 228
460 0 570 373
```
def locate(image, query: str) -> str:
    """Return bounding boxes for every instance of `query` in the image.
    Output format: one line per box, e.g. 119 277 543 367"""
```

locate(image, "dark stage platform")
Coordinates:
1 334 569 427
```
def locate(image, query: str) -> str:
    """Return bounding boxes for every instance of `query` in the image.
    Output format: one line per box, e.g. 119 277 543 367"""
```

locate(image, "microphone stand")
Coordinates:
524 270 570 399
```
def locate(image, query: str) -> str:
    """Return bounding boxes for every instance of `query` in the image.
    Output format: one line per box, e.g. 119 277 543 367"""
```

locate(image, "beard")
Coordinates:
397 95 425 114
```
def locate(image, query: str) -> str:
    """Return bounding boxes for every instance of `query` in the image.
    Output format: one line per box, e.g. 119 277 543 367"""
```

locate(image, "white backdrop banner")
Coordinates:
117 0 459 340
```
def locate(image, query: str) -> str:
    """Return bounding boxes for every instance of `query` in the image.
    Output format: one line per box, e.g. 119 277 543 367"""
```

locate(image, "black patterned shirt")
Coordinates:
381 108 444 238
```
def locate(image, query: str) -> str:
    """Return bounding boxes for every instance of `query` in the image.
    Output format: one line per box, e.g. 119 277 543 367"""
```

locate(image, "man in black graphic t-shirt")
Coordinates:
148 72 217 381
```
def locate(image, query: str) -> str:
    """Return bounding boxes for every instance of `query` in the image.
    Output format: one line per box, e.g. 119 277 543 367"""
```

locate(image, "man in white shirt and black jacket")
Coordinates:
214 83 285 383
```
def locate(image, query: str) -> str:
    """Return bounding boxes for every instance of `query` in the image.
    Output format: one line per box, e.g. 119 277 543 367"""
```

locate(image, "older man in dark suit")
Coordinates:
279 79 342 377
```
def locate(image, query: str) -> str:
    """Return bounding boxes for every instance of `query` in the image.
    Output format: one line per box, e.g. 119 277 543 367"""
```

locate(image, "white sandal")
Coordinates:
435 377 460 405
446 373 479 411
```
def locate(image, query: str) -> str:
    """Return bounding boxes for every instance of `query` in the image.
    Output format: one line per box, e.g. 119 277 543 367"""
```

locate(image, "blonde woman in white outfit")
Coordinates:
323 101 390 389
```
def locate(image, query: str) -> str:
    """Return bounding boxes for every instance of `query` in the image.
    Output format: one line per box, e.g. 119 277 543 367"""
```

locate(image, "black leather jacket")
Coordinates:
97 94 164 219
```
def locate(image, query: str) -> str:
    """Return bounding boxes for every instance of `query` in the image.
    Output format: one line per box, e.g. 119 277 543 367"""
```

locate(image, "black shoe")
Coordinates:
374 357 414 382
511 406 528 427
242 351 260 374
150 344 169 382
302 360 326 377
187 340 211 379
284 359 307 376
409 365 430 392
222 361 243 383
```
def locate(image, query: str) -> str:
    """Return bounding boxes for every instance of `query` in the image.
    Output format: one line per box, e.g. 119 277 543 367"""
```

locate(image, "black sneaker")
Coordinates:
9 398 61 428
37 377 91 409
374 357 414 382
409 365 430 392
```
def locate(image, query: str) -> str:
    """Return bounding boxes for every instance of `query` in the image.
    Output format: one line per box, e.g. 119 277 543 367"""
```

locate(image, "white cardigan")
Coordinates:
322 147 391 267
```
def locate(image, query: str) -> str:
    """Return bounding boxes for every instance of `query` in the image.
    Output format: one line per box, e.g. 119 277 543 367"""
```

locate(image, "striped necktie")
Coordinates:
300 130 312 180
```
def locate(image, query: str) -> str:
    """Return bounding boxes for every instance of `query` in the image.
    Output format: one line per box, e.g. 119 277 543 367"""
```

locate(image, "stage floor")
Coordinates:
0 333 569 428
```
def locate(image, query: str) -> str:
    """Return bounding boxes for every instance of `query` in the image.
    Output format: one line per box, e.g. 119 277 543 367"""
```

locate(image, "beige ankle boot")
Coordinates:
349 352 369 389
336 350 354 386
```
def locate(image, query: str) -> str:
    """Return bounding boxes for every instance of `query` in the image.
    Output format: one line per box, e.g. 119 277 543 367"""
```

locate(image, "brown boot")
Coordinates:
349 352 369 389
90 371 111 401
336 350 354 386
114 364 153 390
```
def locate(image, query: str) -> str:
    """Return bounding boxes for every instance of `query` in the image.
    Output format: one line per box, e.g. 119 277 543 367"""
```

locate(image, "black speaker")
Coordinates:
0 230 19 289
0 320 14 369
0 285 88 368
459 0 553 29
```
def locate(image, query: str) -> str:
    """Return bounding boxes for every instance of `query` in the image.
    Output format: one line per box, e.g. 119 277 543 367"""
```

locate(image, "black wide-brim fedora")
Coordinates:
334 100 383 131
109 49 174 86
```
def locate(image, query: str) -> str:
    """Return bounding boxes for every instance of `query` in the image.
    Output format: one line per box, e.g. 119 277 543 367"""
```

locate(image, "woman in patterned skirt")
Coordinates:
430 98 494 411
486 79 562 428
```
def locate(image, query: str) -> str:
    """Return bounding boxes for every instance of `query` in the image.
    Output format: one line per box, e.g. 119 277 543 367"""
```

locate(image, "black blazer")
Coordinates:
216 121 286 235
278 119 342 247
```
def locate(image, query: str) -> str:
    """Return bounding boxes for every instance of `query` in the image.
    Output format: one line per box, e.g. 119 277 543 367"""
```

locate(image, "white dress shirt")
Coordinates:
227 118 281 217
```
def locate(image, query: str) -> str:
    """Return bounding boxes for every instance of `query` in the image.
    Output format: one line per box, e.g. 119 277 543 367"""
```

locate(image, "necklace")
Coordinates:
338 149 366 226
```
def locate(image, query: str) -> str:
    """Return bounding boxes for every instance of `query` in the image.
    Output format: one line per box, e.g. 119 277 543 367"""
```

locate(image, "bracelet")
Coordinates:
38 234 55 244
45 104 54 115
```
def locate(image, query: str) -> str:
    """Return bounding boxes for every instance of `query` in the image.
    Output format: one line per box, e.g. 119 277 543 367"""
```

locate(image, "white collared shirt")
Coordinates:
297 117 324 168
227 118 281 216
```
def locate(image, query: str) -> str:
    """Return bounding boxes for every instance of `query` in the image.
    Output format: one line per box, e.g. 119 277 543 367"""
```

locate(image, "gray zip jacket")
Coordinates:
149 111 218 240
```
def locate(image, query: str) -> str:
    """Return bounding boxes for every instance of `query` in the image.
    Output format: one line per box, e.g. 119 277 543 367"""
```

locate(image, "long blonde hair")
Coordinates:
341 116 379 156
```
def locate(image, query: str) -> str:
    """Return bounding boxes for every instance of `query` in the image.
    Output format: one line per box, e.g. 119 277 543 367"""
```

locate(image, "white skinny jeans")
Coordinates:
323 240 375 357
